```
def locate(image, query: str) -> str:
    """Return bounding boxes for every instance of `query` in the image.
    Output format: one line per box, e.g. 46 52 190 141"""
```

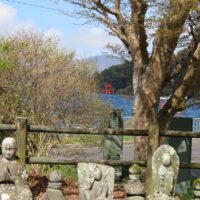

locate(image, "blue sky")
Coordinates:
0 0 120 58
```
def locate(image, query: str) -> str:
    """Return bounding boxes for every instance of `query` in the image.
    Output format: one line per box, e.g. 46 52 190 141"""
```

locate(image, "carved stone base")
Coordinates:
42 188 66 200
127 196 145 200
147 193 180 200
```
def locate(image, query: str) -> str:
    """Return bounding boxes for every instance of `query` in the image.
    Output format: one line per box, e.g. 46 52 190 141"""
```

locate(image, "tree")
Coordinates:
0 31 111 160
63 0 200 161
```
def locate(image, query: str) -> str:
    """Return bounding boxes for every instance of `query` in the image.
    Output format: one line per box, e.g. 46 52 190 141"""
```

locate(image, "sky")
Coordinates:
0 0 120 58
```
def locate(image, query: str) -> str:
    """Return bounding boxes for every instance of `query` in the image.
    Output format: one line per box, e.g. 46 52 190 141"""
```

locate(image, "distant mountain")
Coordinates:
87 55 124 72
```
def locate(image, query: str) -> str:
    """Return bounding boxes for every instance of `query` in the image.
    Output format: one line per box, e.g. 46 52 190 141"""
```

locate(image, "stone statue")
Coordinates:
148 145 180 200
0 137 33 200
42 170 66 200
124 164 145 200
78 163 115 200
192 178 200 200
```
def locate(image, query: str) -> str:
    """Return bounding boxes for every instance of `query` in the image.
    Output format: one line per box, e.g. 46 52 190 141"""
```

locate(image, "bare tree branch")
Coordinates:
159 42 200 129
138 0 149 64
115 0 121 10
91 0 119 15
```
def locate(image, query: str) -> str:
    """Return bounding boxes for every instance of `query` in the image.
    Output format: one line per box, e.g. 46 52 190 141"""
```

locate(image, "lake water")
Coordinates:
100 94 200 118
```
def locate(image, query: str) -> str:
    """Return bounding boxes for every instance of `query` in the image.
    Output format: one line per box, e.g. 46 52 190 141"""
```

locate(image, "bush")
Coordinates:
0 31 111 175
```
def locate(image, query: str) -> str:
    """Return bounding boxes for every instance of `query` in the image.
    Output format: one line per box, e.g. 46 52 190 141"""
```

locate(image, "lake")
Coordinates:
100 94 200 118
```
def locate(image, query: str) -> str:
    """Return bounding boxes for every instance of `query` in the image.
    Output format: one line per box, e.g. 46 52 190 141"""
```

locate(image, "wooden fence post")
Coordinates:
146 122 159 197
16 117 28 165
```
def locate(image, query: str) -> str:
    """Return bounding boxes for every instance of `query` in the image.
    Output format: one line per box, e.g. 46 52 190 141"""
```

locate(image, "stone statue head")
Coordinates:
93 165 102 181
2 137 17 161
162 153 171 167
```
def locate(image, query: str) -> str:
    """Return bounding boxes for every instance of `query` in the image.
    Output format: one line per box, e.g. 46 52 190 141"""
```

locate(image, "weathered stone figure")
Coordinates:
42 170 66 200
148 145 180 200
78 163 115 200
0 137 32 200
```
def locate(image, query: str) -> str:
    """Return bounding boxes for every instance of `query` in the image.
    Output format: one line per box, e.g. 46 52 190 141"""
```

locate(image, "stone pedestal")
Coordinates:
124 164 145 200
42 171 66 200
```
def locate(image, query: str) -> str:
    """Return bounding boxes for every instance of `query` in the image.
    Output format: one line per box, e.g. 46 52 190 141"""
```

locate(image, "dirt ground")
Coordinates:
29 174 126 200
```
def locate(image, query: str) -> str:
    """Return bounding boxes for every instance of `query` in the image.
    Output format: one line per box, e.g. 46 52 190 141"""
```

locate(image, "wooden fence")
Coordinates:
1 117 200 169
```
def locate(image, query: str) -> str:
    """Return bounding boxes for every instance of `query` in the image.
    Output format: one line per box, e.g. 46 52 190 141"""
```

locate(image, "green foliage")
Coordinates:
41 165 77 180
0 31 111 173
123 136 133 142
99 62 133 95
62 135 101 145
193 178 200 188
0 31 111 125
182 187 195 200
130 164 142 174
0 40 15 70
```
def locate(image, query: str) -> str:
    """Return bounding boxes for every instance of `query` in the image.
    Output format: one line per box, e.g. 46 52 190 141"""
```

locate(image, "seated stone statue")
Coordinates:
0 137 32 200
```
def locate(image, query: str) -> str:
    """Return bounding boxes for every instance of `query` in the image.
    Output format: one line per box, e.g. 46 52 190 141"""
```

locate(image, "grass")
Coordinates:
123 136 133 142
182 187 195 200
28 164 78 180
61 135 102 146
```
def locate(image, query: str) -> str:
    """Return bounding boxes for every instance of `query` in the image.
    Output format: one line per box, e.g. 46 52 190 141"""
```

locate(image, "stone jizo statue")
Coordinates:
78 163 115 200
0 137 33 200
148 145 180 200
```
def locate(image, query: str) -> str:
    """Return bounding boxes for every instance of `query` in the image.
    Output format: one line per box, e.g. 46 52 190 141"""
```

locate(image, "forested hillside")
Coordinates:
99 61 174 96
99 62 133 95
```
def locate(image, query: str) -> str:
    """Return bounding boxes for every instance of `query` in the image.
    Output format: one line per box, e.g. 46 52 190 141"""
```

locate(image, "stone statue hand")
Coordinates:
4 166 11 181
84 178 94 190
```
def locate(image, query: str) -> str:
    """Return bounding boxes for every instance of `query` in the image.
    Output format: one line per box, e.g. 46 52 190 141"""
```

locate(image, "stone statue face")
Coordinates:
93 166 102 181
162 153 171 167
2 137 17 160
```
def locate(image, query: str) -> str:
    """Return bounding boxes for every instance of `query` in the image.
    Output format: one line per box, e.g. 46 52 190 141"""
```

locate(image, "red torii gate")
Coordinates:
103 84 115 94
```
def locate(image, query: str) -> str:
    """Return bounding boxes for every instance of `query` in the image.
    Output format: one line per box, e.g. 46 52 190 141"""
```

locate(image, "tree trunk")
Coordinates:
132 52 165 160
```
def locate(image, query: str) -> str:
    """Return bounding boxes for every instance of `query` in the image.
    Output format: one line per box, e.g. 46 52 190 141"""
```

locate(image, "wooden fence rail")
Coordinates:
1 124 200 137
0 117 200 170
27 157 200 169
1 116 199 198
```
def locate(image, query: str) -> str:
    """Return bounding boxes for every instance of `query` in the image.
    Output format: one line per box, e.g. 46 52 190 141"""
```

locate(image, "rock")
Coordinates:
129 174 140 181
127 197 145 200
129 164 142 175
43 189 66 200
48 171 63 183
124 180 145 195
193 179 200 190
194 190 200 198
48 182 62 190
